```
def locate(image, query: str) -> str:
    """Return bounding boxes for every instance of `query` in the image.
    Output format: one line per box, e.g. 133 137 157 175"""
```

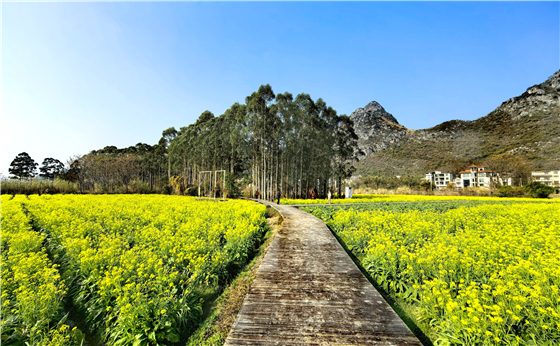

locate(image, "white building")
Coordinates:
455 165 511 188
531 170 560 188
425 171 455 189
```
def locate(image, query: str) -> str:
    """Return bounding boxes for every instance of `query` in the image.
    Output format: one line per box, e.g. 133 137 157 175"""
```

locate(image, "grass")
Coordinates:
1 178 79 195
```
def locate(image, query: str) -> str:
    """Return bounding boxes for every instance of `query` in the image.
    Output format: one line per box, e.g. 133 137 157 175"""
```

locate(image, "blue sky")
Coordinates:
2 1 559 176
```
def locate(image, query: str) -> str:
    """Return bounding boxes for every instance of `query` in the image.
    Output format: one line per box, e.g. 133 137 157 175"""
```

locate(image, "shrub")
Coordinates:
496 185 524 198
169 176 186 195
225 173 242 198
524 181 555 198
162 184 172 195
419 180 433 192
185 186 198 196
129 180 152 194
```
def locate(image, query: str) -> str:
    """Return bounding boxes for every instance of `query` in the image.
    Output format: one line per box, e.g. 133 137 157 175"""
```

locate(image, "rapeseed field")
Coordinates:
305 201 560 345
284 194 559 205
1 195 266 346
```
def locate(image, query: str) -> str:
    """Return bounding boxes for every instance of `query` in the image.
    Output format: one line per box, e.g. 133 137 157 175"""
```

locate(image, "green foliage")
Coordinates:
524 181 556 198
495 185 524 198
225 173 241 199
418 180 433 191
162 184 172 195
333 115 363 196
128 179 153 194
59 159 81 184
9 152 38 179
77 85 361 199
186 186 198 196
39 158 65 180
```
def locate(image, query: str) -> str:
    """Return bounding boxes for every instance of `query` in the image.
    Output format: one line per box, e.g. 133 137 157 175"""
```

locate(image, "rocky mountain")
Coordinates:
353 70 560 177
350 101 407 156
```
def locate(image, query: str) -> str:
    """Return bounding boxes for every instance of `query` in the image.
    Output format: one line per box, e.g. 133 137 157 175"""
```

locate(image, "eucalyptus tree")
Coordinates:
163 84 361 199
222 103 249 175
245 84 275 199
161 127 178 179
333 115 363 196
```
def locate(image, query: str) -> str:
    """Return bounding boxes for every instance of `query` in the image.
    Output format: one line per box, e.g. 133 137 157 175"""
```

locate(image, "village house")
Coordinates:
454 165 512 188
531 170 560 188
425 165 513 189
425 171 455 189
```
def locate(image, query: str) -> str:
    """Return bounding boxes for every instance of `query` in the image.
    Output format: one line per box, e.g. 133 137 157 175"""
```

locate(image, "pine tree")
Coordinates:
9 152 38 179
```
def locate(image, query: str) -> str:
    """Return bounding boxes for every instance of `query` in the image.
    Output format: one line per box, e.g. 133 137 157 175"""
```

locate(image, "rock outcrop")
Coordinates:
349 101 407 156
499 70 560 120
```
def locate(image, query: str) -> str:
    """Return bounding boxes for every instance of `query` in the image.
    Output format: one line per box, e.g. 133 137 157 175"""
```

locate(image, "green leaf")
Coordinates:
166 330 180 343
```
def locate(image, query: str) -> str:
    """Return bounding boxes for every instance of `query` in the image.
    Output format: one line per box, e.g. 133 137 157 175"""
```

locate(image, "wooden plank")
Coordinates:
224 200 422 346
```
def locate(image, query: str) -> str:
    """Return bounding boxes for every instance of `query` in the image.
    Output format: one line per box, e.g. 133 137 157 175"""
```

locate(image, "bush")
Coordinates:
225 173 242 199
129 180 152 194
419 180 434 192
524 182 555 198
169 176 186 195
495 186 524 198
162 184 172 195
185 186 198 196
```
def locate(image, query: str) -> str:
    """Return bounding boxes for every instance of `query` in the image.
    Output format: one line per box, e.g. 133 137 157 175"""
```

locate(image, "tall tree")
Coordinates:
333 115 363 196
39 158 65 180
60 158 81 184
161 127 178 179
9 152 38 179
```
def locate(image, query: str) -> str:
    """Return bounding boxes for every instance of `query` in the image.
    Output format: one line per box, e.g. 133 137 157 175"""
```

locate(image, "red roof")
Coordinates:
460 170 494 173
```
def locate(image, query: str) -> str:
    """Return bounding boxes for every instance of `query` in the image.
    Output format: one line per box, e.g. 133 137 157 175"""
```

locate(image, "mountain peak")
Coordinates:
354 69 560 177
498 69 560 120
350 101 406 156
353 101 399 125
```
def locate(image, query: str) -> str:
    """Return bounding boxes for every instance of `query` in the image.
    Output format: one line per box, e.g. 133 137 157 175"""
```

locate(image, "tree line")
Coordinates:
167 84 362 199
6 85 362 198
8 153 65 181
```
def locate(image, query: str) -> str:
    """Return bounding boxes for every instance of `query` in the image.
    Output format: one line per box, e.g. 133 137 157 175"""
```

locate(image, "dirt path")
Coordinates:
224 200 422 345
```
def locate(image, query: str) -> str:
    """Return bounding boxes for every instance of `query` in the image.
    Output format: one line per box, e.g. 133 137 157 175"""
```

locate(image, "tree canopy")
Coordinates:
9 152 38 179
168 84 362 198
39 158 65 180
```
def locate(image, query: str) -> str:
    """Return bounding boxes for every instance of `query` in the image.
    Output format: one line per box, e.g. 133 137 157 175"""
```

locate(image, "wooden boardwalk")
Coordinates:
224 200 422 346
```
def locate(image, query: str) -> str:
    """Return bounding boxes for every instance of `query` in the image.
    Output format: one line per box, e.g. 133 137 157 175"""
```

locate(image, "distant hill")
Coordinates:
353 70 560 177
